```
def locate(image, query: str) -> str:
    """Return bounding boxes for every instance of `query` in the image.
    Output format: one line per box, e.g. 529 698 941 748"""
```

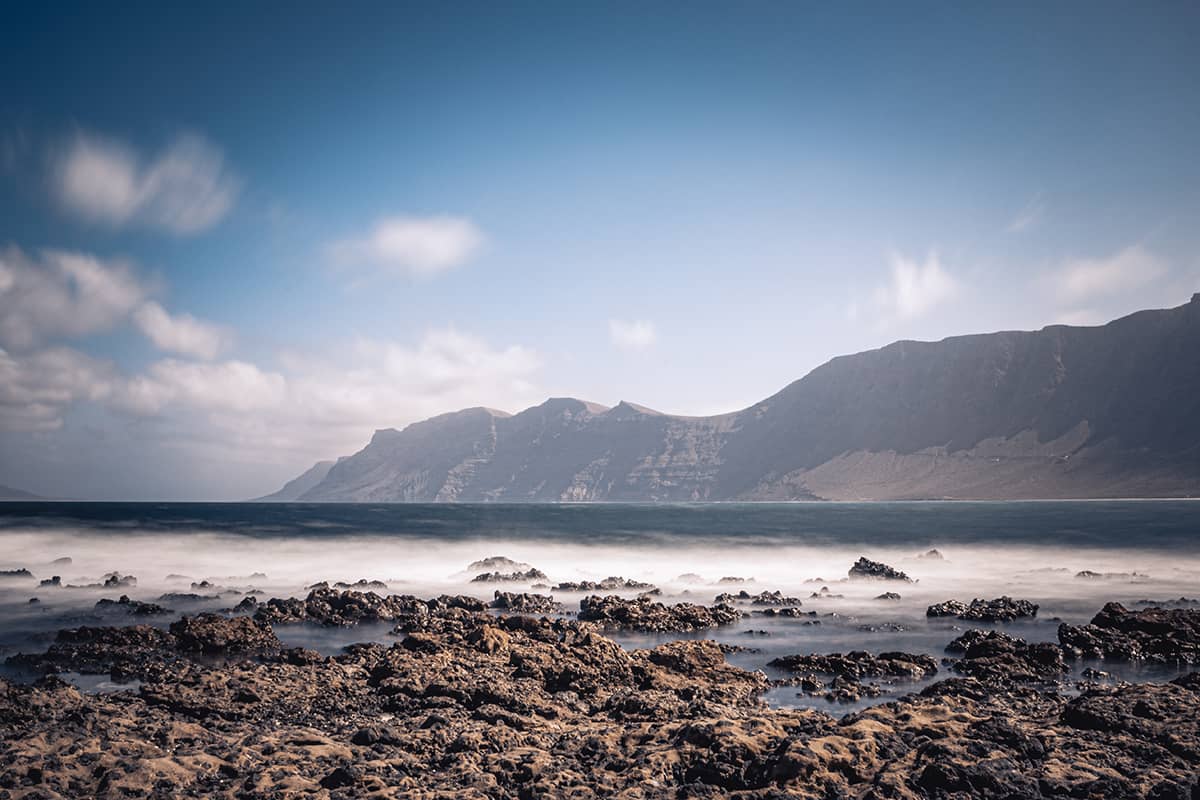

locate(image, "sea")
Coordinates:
1 500 1198 712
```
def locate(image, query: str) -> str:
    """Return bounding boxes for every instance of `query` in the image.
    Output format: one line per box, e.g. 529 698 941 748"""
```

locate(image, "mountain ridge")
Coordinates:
265 296 1200 502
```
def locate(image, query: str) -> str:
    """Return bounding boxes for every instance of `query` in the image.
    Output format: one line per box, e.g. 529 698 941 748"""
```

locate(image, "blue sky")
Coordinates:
2 1 1199 499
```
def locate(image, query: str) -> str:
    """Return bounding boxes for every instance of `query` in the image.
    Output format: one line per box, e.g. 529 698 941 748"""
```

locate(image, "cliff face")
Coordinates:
294 296 1200 501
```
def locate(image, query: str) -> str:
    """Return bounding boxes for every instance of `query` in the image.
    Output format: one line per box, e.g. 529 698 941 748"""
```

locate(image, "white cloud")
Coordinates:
99 327 541 463
1007 192 1045 233
608 319 657 351
133 301 230 360
1053 244 1167 301
0 247 149 351
55 132 239 234
0 346 116 432
328 215 484 278
115 359 288 416
871 251 960 321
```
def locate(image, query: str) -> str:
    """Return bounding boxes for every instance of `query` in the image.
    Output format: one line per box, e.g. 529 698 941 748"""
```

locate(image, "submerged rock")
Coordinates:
95 595 170 616
714 589 801 606
0 568 33 579
255 588 487 627
578 595 740 632
491 591 562 614
946 629 1066 683
333 579 389 591
926 596 1038 622
1075 570 1151 581
467 555 531 572
848 557 912 582
471 568 549 583
1059 602 1200 663
874 591 902 601
770 650 937 702
553 576 655 592
169 613 281 655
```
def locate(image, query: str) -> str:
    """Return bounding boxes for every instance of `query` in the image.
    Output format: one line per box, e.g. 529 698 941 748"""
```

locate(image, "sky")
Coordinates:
2 1 1199 500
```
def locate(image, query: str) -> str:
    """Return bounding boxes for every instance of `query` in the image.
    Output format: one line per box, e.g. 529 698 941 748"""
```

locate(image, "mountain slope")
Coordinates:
251 460 336 502
295 296 1200 502
0 484 43 501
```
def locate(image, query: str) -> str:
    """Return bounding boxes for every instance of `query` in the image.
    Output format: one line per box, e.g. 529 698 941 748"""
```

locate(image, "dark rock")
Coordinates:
874 592 902 601
917 549 944 560
1059 602 1200 663
946 629 1066 683
848 557 912 582
0 568 33 579
169 614 281 655
319 765 359 789
714 589 801 606
1075 570 1150 581
553 576 655 592
332 579 388 591
491 591 562 614
926 596 1038 622
467 556 531 572
471 568 549 583
38 576 61 587
103 573 136 588
233 595 259 612
578 595 740 632
95 595 170 616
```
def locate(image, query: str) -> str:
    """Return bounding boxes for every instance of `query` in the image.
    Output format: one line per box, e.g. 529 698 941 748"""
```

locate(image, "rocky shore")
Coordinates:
2 587 1200 798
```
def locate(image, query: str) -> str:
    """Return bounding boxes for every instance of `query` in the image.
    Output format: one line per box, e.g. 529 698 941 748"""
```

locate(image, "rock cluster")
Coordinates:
1059 602 1200 663
94 595 170 616
847 557 912 582
255 588 487 626
490 591 562 614
946 629 1067 683
2 594 1200 797
578 595 740 632
768 650 938 702
470 568 549 583
927 595 1039 622
714 589 801 606
552 576 655 592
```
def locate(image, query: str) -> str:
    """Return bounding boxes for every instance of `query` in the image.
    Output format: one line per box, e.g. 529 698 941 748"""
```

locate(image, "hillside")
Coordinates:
289 296 1200 501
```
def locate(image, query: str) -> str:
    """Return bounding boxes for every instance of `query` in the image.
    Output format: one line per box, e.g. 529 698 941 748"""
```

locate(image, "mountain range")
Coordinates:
261 296 1200 502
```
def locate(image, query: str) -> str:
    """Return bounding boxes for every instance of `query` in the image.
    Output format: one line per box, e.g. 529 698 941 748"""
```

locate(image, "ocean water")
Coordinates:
1 501 1198 711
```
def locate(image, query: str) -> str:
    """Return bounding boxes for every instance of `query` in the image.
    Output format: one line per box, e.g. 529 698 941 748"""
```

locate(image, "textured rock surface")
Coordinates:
847 557 912 582
578 595 741 632
1059 601 1200 663
927 596 1039 622
4 597 1199 798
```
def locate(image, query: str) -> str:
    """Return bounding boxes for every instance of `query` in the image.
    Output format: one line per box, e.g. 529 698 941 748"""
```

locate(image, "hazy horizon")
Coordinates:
3 3 1199 500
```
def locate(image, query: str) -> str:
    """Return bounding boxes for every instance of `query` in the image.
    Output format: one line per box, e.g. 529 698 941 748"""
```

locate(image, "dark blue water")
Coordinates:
1 500 1198 549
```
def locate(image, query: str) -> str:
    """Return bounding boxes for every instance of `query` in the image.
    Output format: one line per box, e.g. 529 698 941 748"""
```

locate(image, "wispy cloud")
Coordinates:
133 301 231 360
328 215 484 278
0 346 116 432
870 251 960 322
1007 192 1046 233
54 132 239 234
608 319 657 351
0 246 148 351
1052 244 1167 301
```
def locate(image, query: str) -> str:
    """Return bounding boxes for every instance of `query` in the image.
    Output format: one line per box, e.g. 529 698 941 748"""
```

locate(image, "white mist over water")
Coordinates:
2 504 1198 712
